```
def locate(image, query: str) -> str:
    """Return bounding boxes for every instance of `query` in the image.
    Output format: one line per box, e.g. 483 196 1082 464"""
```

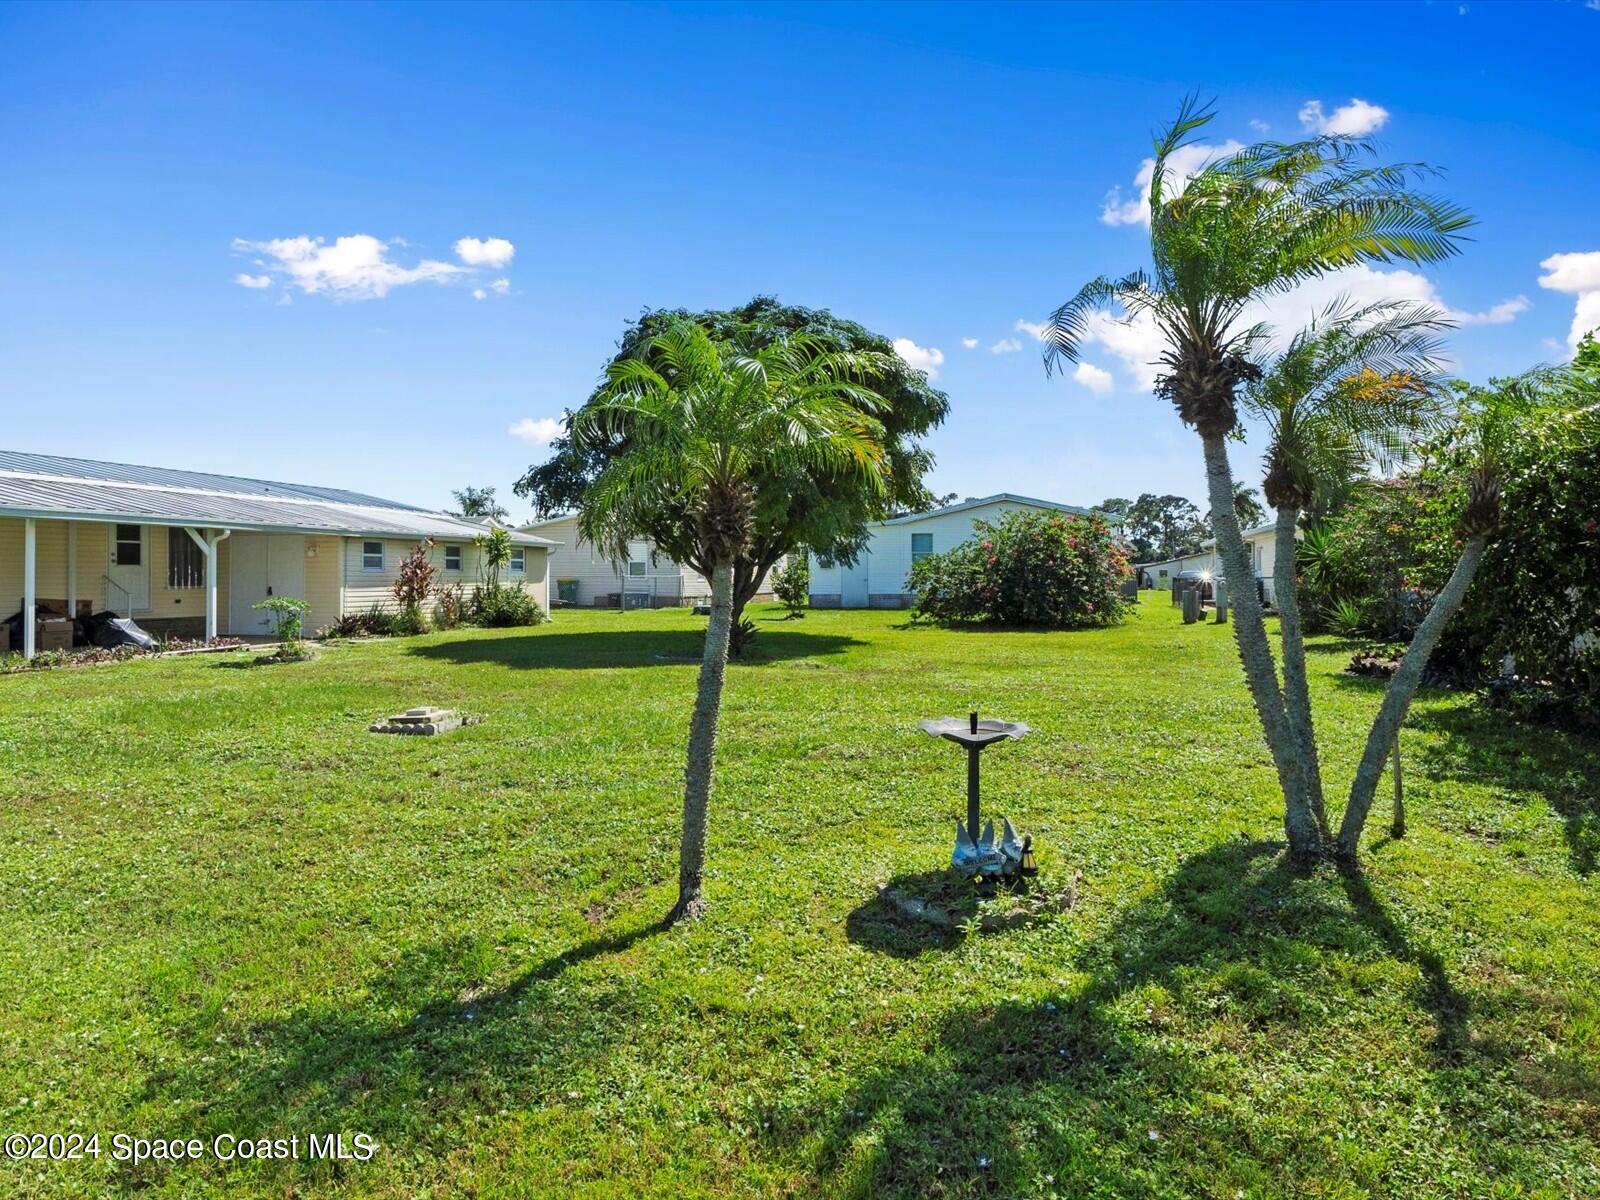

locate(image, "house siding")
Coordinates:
341 536 549 619
531 515 770 608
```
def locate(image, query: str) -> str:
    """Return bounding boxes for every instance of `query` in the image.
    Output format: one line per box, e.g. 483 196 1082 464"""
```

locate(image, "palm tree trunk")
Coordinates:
1201 435 1319 857
1337 537 1486 859
1273 506 1330 841
673 556 735 921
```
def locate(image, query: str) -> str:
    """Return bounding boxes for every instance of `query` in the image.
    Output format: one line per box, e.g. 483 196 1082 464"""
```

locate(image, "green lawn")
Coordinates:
2 601 1597 1198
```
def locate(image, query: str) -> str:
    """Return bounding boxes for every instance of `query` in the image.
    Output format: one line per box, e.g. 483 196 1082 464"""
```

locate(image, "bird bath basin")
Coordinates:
918 712 1032 883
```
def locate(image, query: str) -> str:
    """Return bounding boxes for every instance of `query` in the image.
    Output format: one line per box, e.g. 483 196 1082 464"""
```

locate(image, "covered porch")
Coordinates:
4 517 231 659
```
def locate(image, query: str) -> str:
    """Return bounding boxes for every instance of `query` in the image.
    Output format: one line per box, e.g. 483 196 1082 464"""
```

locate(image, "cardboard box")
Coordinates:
38 618 74 652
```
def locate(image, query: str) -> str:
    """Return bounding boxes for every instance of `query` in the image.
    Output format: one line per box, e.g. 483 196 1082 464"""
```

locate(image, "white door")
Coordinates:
228 533 307 635
107 523 150 614
842 552 869 607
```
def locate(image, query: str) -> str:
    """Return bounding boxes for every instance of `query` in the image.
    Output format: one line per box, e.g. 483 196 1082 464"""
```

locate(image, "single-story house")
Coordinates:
521 513 779 609
0 449 555 657
1135 521 1286 605
808 493 1100 609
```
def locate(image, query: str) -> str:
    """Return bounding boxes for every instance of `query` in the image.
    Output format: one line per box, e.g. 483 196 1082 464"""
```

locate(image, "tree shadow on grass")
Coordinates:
405 627 863 670
1405 702 1600 874
122 916 669 1191
816 839 1485 1197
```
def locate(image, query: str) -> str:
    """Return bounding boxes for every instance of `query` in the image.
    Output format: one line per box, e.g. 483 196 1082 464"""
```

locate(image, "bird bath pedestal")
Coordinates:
918 712 1031 884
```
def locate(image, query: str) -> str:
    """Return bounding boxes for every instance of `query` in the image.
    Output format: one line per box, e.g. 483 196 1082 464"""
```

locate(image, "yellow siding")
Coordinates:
302 536 343 635
0 518 114 612
340 536 550 618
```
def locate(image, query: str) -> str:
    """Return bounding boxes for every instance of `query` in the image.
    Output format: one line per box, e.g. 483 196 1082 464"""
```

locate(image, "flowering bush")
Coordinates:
908 509 1132 628
1305 339 1600 724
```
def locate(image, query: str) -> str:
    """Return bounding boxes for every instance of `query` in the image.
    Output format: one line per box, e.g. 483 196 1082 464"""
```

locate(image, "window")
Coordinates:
444 545 463 572
628 559 646 577
115 524 142 567
911 532 933 564
168 528 205 589
509 548 526 575
362 541 385 571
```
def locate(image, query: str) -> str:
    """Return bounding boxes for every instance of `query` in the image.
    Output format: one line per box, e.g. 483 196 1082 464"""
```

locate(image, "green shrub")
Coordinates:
320 605 398 639
1307 340 1600 721
772 555 809 618
909 509 1132 628
468 584 549 628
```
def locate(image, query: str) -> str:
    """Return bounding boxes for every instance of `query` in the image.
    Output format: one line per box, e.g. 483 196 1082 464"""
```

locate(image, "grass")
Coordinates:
1 600 1597 1198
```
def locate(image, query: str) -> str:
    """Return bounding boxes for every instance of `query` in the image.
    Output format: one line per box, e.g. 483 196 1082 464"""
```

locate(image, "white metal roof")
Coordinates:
0 449 555 546
875 492 1098 527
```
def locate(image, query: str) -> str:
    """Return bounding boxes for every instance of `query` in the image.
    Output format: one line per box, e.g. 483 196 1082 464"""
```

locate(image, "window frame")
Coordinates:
361 541 385 572
509 547 526 575
115 523 143 568
910 532 933 564
444 545 463 573
627 558 647 578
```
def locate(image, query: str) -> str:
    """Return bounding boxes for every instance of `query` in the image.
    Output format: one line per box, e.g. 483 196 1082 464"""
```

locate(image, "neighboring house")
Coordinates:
521 513 781 609
0 449 555 657
1135 521 1284 605
808 493 1100 610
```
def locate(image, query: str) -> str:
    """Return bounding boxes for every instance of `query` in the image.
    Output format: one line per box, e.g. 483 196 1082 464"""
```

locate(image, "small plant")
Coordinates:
728 616 758 657
254 596 311 645
435 583 465 630
772 555 809 619
1327 598 1366 639
321 605 399 639
391 539 438 634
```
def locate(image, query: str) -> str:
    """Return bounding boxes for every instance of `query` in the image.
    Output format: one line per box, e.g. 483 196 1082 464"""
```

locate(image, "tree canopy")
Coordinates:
515 296 950 617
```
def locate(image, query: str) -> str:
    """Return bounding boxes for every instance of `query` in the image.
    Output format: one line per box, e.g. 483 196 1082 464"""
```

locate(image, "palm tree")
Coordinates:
1242 298 1452 840
1040 97 1473 858
1230 482 1266 530
571 321 893 920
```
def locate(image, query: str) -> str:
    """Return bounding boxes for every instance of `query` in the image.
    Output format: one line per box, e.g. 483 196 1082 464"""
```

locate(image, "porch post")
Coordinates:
23 518 36 659
185 526 226 642
205 532 219 641
67 522 78 618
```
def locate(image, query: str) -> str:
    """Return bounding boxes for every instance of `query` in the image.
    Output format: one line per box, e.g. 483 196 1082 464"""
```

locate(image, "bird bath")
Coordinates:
918 712 1032 883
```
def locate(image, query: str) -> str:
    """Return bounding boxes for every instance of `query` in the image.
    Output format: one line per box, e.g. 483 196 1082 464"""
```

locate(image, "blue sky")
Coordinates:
3 1 1597 517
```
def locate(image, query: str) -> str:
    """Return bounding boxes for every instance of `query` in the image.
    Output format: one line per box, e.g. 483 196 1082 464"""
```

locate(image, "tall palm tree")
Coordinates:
1230 482 1266 530
1040 97 1473 858
572 321 893 921
1242 298 1452 840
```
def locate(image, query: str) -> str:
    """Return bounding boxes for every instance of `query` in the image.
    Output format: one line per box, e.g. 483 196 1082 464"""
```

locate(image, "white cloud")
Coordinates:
231 234 466 301
1454 295 1530 326
1539 250 1600 351
1298 97 1389 137
892 337 944 381
1014 318 1049 341
1100 139 1246 227
509 416 563 446
961 337 979 350
233 273 272 289
1073 362 1115 394
1248 118 1270 134
473 278 513 302
989 337 1023 354
454 236 515 268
